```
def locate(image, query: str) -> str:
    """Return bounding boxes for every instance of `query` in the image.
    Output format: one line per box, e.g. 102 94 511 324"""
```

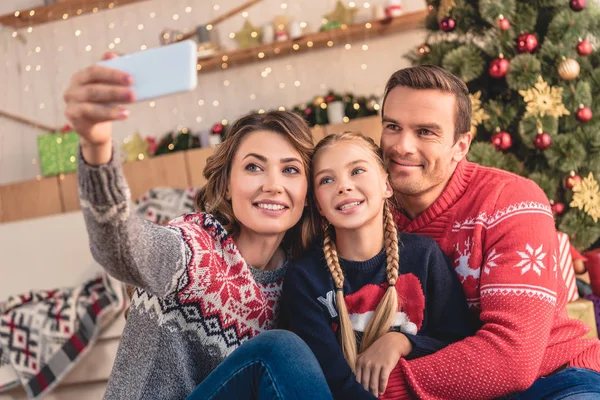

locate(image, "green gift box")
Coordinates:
37 131 79 176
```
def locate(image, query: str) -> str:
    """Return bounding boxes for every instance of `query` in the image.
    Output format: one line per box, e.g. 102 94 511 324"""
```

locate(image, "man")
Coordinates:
378 65 600 399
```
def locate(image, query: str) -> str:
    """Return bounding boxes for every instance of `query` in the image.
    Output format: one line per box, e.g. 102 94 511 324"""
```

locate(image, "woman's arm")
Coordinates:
79 147 191 297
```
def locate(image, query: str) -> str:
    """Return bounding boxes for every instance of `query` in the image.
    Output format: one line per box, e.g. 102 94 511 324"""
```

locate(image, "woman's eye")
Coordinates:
283 166 300 174
245 163 261 172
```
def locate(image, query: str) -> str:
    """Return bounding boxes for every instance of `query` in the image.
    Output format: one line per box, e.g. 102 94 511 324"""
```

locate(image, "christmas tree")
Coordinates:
407 0 600 250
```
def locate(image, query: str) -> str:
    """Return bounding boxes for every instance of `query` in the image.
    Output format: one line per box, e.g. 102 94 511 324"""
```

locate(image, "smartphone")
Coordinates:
97 40 198 102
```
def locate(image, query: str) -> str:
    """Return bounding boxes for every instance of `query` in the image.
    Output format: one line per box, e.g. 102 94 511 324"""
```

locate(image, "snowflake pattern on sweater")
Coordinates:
77 151 286 399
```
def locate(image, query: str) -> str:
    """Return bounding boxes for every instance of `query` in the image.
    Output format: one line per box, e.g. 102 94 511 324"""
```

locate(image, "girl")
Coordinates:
64 53 331 400
282 132 472 399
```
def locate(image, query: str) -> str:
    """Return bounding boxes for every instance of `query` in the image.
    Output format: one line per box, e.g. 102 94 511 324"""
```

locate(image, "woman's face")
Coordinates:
228 130 308 239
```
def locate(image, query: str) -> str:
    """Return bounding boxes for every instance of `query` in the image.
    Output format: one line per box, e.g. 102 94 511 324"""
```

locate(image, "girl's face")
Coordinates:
313 140 392 231
228 130 308 240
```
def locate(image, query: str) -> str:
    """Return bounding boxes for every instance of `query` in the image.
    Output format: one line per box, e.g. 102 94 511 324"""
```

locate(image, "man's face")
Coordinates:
380 86 470 205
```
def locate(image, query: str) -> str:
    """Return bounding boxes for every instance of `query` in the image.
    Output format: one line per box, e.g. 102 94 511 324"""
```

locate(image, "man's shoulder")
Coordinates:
466 161 545 200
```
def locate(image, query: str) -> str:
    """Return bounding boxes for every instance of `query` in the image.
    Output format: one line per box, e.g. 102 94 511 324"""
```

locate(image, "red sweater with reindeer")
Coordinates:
388 160 600 400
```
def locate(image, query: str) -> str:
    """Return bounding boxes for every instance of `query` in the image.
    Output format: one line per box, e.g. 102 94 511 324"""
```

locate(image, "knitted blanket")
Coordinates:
0 274 125 399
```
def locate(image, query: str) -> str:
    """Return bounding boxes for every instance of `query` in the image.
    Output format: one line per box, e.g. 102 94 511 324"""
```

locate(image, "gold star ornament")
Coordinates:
122 132 149 162
235 20 262 49
324 1 358 26
570 172 600 223
469 91 489 136
518 76 570 120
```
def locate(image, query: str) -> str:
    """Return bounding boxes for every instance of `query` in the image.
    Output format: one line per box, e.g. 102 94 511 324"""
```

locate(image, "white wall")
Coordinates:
0 211 103 299
0 0 427 185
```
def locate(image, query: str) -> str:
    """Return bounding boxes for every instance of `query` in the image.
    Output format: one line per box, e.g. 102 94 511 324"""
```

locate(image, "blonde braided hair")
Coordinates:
316 132 401 372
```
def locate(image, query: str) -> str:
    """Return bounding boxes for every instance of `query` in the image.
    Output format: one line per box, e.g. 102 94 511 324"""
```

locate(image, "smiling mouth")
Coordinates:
254 203 288 211
337 201 364 211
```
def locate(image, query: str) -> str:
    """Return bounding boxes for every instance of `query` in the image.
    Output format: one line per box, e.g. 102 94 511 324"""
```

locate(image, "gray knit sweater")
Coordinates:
78 149 287 399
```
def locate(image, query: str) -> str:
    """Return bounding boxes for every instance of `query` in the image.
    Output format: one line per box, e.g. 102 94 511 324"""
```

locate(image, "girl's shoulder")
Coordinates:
287 247 328 276
398 232 440 250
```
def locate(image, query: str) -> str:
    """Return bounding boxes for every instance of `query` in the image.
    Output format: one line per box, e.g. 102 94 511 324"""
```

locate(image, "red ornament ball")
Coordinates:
496 16 510 31
211 123 224 135
489 57 510 78
517 33 538 53
304 107 313 117
491 131 512 151
325 95 336 103
440 17 456 32
576 105 593 123
551 202 565 215
566 173 583 190
570 0 586 11
576 39 593 56
534 132 552 150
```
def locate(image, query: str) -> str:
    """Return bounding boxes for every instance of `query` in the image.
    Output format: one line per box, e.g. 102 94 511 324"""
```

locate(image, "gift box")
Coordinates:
566 298 598 339
557 232 579 302
584 294 600 338
584 248 600 296
37 131 79 177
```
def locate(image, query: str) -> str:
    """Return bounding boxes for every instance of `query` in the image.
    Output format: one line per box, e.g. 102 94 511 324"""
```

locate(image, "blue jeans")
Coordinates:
511 367 600 399
186 330 333 400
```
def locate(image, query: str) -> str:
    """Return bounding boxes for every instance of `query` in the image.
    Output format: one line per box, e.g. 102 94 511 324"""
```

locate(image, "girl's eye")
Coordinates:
245 163 262 172
319 177 333 185
352 168 366 176
283 166 301 174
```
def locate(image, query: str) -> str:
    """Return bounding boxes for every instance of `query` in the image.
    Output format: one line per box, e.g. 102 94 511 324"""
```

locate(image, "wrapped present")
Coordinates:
566 298 598 339
557 232 579 302
584 248 600 296
584 294 600 338
37 130 79 177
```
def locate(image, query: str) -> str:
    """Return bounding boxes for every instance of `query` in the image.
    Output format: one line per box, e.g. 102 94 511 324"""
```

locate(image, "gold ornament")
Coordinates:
313 96 326 107
570 172 600 222
437 0 457 20
122 132 149 162
417 44 431 56
469 91 489 136
518 76 570 119
557 58 580 81
235 20 262 49
324 0 358 26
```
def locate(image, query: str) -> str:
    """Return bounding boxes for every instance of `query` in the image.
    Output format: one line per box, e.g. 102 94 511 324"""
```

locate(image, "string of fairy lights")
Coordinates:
2 0 385 182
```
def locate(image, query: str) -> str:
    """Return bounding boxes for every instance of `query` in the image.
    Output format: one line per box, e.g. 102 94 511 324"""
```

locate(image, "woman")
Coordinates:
64 53 331 400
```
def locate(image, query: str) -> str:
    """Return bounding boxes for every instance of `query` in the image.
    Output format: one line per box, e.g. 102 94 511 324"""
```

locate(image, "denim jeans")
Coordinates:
511 367 600 400
186 330 333 400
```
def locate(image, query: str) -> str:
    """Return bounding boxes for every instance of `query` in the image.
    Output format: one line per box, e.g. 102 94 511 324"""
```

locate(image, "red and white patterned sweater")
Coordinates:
384 160 600 400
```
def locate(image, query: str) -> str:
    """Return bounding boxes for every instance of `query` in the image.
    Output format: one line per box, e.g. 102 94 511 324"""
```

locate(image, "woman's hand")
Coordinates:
355 332 413 397
63 52 134 165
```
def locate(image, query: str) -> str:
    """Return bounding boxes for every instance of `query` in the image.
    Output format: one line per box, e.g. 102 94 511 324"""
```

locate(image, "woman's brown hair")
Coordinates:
313 132 400 372
195 110 319 260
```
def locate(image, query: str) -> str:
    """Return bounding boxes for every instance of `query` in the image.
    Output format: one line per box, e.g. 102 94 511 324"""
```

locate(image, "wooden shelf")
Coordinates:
0 0 149 29
196 10 427 75
0 116 382 223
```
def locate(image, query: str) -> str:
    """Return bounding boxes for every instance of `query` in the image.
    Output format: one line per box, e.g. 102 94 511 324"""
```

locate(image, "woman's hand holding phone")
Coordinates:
63 52 134 166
